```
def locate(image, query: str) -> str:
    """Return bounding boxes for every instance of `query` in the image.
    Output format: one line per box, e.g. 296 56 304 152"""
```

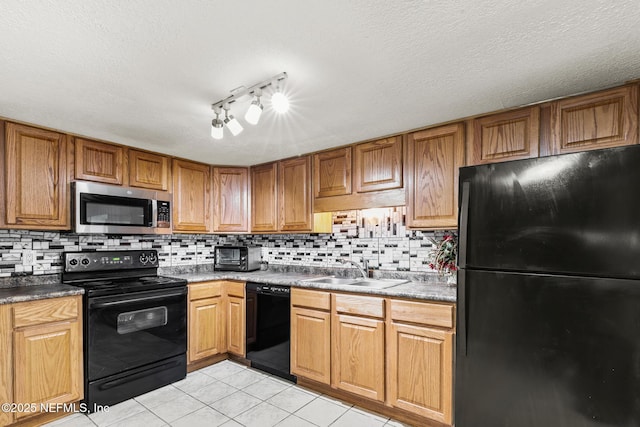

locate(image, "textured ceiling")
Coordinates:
1 1 639 166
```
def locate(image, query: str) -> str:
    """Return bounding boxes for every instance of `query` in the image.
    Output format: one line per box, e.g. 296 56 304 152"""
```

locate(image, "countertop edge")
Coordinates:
165 271 457 303
0 284 84 305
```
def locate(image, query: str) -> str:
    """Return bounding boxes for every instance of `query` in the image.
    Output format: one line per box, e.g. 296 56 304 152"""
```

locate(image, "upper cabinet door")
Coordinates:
213 167 249 233
313 147 352 198
468 106 540 165
407 123 465 229
251 162 278 232
3 122 70 229
279 156 313 232
74 138 125 185
128 149 170 191
172 159 211 233
354 136 403 192
550 84 639 155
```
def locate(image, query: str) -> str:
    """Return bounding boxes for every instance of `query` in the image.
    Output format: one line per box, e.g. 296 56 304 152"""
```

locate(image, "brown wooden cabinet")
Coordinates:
387 299 454 425
0 296 83 424
74 137 126 185
354 136 403 192
331 294 385 402
2 122 70 230
549 84 639 155
313 139 406 212
0 301 10 427
213 167 249 232
251 157 313 233
188 282 224 364
172 159 211 233
251 162 278 232
467 106 540 165
291 289 456 426
407 123 465 229
128 149 171 191
186 281 245 364
314 147 352 198
225 281 245 356
279 156 313 232
291 288 331 384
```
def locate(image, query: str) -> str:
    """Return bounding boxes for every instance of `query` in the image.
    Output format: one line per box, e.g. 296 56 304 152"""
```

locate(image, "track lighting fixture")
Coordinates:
271 82 289 114
271 91 289 114
210 108 224 139
210 72 288 139
244 89 263 125
223 104 243 136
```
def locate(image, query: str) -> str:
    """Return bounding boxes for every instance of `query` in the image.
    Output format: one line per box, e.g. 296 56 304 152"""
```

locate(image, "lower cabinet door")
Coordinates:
290 307 331 384
13 319 82 420
387 322 453 424
226 295 245 356
332 313 385 401
189 297 224 363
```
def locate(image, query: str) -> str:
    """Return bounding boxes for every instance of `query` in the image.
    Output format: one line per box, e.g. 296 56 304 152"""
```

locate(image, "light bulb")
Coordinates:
224 115 243 136
245 100 263 125
271 92 289 113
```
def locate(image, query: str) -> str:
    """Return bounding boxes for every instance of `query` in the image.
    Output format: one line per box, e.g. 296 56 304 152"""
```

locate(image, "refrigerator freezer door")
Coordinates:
455 269 640 427
459 144 640 278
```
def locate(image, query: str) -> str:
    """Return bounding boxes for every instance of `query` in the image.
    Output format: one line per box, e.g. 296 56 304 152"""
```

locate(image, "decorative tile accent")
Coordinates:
0 208 455 277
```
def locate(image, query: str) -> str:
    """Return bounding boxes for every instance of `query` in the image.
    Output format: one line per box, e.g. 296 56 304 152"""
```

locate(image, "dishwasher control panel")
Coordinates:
246 282 290 295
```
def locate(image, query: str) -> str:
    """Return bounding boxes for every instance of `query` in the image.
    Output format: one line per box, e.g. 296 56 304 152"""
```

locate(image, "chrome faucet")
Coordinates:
338 258 369 279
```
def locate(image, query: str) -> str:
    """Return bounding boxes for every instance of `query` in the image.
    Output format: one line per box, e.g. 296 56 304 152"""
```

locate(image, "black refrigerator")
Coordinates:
456 145 640 427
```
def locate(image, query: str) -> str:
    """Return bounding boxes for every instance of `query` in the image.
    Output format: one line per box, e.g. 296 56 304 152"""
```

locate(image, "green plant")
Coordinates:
428 233 458 275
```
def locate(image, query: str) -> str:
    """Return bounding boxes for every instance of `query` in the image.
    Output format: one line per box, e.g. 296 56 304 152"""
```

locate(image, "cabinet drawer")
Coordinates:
390 299 454 329
334 293 384 318
12 296 79 328
292 288 330 311
189 282 223 301
225 281 245 298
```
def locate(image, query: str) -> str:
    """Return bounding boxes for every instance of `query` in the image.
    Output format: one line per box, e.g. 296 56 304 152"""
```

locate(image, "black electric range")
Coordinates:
62 250 187 412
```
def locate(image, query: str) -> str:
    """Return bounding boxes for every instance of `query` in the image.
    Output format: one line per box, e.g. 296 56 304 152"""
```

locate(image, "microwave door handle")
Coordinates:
151 200 158 227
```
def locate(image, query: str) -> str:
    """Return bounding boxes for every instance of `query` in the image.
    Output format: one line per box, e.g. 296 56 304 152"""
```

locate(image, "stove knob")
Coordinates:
148 253 157 264
139 254 148 264
69 258 78 266
81 258 90 266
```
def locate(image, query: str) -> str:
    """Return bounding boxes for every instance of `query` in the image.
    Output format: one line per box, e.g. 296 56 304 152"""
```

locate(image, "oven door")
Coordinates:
86 287 187 381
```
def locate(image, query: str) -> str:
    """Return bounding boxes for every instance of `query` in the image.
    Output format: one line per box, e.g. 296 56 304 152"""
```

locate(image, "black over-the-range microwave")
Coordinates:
214 246 261 272
72 181 172 234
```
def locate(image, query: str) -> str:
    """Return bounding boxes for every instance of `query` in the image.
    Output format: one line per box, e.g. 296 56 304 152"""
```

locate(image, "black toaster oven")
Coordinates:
214 246 261 271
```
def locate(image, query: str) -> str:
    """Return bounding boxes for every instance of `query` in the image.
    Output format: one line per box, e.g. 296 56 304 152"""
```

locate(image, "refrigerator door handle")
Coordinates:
458 181 470 268
458 269 468 356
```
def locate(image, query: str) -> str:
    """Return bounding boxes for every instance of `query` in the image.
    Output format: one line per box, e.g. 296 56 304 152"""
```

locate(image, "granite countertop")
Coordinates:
0 267 456 305
164 270 457 303
0 283 84 305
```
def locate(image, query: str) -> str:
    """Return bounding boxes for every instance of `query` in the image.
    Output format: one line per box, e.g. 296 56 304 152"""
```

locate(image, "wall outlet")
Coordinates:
22 250 36 266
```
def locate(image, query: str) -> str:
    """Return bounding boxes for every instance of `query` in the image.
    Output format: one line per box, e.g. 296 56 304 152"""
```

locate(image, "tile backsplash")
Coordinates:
0 207 455 277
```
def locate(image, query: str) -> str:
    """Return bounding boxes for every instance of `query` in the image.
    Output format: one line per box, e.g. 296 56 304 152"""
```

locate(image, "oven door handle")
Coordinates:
90 289 187 308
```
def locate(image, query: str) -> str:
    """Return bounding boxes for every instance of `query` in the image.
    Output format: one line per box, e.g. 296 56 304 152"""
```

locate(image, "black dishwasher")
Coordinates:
245 282 296 382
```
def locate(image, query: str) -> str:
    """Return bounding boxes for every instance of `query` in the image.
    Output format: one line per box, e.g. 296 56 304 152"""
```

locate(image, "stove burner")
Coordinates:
86 280 113 287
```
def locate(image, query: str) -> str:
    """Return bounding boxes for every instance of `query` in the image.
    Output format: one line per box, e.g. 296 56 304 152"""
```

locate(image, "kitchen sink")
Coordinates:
302 276 407 289
303 277 360 285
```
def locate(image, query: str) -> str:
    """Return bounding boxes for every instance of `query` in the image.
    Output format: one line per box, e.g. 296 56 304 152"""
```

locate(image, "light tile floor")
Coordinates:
44 360 410 427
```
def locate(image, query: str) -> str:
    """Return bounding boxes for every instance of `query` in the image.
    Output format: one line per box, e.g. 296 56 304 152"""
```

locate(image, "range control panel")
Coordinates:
64 250 159 273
